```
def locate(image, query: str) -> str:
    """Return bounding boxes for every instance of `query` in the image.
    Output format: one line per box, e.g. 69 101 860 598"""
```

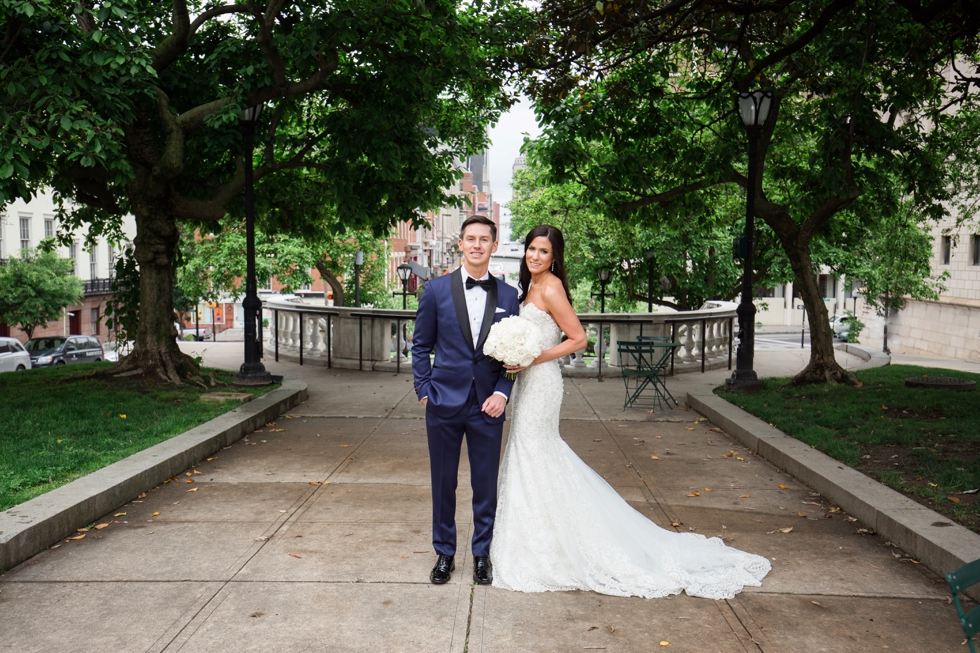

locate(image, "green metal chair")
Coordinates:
617 340 679 411
636 335 670 342
947 558 980 653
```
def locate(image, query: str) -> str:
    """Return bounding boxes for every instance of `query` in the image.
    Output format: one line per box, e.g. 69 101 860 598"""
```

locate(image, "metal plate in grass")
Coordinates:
904 376 976 392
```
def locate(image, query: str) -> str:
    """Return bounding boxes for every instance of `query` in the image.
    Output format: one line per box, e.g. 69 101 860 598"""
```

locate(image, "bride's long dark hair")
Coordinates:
518 225 573 305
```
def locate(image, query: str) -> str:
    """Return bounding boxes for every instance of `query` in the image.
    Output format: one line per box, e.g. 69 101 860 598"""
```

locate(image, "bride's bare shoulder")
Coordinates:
539 276 570 305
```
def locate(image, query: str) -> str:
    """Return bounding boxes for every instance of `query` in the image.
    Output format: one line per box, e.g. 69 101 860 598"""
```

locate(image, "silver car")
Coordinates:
0 337 32 372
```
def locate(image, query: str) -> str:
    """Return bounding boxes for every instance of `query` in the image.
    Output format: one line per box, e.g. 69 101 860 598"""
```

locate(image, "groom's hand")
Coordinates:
482 394 506 418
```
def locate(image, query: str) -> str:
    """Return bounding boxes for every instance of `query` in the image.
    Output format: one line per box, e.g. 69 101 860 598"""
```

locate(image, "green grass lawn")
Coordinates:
0 363 279 512
717 364 980 532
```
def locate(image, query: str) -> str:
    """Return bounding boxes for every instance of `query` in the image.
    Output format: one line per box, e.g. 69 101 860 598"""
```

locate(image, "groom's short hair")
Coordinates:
460 215 497 243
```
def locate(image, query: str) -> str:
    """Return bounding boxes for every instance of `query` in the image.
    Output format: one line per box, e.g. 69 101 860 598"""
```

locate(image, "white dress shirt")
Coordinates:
460 266 490 348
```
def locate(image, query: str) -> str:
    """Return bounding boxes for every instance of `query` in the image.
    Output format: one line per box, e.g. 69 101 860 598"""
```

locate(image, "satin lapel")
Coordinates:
475 277 498 353
450 269 474 350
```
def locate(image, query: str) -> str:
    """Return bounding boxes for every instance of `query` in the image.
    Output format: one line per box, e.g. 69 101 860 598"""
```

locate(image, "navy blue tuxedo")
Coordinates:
412 268 520 557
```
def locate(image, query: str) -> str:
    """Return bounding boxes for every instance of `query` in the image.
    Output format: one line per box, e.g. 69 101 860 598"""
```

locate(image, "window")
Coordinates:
942 235 952 265
44 217 54 239
90 308 100 335
89 249 97 279
972 235 980 266
69 241 78 274
108 244 115 273
19 216 30 250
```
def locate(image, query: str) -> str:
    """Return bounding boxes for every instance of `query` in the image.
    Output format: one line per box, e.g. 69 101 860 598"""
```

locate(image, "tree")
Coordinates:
1 0 530 383
522 1 980 385
0 249 83 339
508 163 791 312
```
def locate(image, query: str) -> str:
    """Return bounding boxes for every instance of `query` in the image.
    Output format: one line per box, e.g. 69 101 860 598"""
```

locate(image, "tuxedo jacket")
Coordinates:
412 268 521 424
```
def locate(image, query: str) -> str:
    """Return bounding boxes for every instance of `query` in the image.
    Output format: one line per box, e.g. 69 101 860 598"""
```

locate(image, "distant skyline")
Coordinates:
487 95 540 241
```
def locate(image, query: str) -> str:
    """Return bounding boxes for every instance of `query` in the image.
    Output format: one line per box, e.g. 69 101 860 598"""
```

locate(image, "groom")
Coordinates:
412 215 520 585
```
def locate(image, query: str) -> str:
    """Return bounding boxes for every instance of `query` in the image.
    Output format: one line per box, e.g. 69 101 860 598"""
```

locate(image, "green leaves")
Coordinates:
0 249 84 339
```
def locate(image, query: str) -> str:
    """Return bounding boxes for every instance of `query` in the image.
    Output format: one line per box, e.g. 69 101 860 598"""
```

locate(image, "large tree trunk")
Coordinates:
315 262 345 307
115 188 202 384
783 242 858 386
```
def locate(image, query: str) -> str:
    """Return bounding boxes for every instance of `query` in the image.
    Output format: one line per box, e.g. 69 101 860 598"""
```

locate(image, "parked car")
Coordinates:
24 335 106 367
0 337 31 372
829 315 852 340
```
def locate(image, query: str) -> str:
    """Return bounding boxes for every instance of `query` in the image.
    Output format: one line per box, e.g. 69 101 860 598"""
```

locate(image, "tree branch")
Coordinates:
616 174 734 212
736 0 858 90
150 0 191 72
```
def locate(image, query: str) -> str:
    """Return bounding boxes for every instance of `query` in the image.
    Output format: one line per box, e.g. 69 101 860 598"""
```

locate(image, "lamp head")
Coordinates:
597 267 611 283
355 250 364 266
738 90 773 128
241 103 265 122
397 263 412 282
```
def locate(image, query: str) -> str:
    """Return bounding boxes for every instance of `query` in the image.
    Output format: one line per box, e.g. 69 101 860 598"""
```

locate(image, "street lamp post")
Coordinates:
726 90 773 392
354 250 364 307
234 102 272 387
592 267 615 314
393 263 414 309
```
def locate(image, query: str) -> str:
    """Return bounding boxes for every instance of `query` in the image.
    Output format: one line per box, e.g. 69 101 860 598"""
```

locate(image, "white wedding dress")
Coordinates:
490 303 771 599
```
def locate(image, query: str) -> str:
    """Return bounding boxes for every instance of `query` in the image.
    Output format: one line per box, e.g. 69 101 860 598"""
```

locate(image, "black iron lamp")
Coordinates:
234 101 272 387
592 267 615 314
726 90 773 392
393 263 414 309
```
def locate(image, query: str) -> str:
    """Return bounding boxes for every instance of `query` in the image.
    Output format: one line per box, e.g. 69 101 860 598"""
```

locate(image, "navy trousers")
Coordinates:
426 385 503 557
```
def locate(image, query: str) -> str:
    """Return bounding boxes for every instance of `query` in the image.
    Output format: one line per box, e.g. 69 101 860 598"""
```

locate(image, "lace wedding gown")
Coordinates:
490 303 771 600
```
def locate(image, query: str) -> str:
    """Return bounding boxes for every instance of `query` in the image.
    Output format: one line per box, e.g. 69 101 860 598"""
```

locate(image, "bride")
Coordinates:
490 224 771 600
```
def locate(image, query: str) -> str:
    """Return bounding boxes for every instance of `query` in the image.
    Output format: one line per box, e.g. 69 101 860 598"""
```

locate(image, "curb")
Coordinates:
835 342 891 368
688 391 980 600
0 380 308 573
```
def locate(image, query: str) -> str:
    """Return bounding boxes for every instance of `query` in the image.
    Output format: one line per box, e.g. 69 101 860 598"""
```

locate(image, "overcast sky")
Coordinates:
487 95 541 241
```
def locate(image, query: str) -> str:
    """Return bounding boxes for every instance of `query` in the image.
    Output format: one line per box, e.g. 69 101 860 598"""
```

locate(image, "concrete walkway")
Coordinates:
0 344 969 652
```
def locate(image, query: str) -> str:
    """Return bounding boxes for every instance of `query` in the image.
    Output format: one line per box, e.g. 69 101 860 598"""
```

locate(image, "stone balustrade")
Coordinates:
262 298 737 377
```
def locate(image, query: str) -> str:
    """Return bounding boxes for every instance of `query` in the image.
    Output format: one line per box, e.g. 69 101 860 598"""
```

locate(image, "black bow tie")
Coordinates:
466 276 493 291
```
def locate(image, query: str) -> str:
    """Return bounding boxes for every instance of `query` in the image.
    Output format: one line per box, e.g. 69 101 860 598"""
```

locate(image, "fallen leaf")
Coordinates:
593 439 602 442
402 556 409 559
670 521 680 527
686 427 695 431
69 534 85 540
948 496 961 503
94 523 109 530
152 512 160 516
929 483 938 487
137 492 147 499
186 479 194 484
348 456 355 461
206 457 216 461
778 527 793 534
798 512 806 517
187 488 198 492
736 457 745 461
650 456 660 460
193 470 202 475
119 414 126 419
687 491 700 497
709 428 723 433
309 482 322 486
587 626 598 632
778 484 789 489
811 601 822 607
660 642 670 647
910 559 921 564
704 488 713 492
185 472 192 476
740 494 750 499
287 553 302 559
723 452 734 458
114 513 126 517
76 527 89 533
340 444 350 448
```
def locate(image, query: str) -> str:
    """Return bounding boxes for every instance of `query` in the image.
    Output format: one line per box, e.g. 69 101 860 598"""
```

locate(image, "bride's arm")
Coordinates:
531 283 588 365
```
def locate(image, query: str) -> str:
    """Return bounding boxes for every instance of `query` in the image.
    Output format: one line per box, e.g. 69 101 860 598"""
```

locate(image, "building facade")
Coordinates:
0 193 135 343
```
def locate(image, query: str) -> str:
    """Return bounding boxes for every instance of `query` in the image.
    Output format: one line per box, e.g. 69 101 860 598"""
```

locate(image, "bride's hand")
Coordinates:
505 363 529 374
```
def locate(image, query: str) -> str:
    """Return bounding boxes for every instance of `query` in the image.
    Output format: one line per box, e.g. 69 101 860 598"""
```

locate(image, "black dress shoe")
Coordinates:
430 554 455 584
473 555 493 585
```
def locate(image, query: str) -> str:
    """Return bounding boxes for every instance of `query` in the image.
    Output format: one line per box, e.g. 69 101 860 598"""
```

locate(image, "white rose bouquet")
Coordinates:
483 315 545 380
